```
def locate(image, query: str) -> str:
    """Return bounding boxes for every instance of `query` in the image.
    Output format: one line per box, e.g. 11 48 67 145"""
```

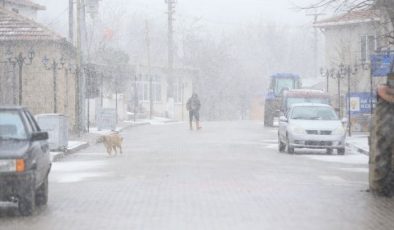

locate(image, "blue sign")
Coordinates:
346 92 376 115
371 54 394 77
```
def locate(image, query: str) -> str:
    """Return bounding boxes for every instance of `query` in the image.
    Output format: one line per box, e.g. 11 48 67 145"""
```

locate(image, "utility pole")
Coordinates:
145 20 153 120
165 0 176 117
76 0 82 134
69 0 74 43
307 12 324 78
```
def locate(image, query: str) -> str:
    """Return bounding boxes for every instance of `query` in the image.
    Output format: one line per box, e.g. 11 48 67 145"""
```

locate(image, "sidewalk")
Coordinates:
50 120 150 162
346 133 369 155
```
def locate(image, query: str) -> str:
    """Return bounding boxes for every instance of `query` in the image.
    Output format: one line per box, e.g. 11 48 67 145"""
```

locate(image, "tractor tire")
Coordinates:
369 99 394 197
264 101 274 127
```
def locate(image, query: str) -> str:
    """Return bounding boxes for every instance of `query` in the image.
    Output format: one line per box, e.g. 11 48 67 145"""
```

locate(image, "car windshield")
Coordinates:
290 106 338 120
287 97 329 109
0 111 27 140
274 78 295 96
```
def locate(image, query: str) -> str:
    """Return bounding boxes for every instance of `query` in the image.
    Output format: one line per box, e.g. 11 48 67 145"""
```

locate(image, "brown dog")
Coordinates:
98 133 123 156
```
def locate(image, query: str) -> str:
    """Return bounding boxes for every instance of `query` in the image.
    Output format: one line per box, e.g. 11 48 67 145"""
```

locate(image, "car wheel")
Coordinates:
337 148 345 155
369 99 394 196
326 149 333 154
35 176 48 206
18 187 35 216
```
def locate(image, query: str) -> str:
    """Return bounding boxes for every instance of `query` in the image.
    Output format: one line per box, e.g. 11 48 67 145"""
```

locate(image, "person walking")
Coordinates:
186 93 201 130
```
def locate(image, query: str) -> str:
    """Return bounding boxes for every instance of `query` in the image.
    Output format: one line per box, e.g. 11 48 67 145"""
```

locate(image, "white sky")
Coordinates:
34 0 316 32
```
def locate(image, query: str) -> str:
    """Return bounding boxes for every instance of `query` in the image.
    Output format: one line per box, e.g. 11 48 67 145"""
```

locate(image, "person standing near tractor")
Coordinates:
186 93 201 130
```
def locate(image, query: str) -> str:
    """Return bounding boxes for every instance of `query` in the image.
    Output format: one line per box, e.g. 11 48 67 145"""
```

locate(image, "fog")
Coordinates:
4 0 324 121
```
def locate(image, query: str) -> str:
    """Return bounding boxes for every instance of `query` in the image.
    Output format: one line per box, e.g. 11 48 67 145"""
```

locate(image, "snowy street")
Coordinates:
1 121 393 230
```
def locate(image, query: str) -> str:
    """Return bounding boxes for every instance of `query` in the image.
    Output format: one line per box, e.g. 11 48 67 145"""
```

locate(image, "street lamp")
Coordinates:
320 67 343 115
63 63 77 116
6 47 35 105
338 64 358 137
321 64 358 136
42 55 65 113
320 67 333 93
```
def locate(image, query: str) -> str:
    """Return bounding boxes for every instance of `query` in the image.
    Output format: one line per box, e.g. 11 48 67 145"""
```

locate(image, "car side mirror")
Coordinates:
279 116 288 123
341 118 347 125
31 131 48 141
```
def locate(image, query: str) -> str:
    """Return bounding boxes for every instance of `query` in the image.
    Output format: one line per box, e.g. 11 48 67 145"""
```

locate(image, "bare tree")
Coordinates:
304 0 394 43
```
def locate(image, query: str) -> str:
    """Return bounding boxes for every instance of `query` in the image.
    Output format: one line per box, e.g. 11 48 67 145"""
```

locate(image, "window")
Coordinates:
361 35 377 63
174 82 184 103
274 78 295 96
136 75 161 102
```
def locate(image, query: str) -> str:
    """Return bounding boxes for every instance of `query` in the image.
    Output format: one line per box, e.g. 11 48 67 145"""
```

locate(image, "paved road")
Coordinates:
1 121 394 230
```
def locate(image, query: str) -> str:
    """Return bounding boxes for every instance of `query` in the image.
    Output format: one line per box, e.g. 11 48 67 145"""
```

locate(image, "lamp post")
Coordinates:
63 63 76 116
320 67 343 115
42 56 65 113
321 64 358 137
320 67 331 93
6 48 35 105
338 64 357 137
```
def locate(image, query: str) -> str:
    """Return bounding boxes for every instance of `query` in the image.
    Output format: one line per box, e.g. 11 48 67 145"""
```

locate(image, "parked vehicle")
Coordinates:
0 106 51 216
280 89 330 116
278 103 346 154
264 73 302 126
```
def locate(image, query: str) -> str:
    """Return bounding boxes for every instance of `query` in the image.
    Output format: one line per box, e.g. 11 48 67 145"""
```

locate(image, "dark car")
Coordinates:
0 106 51 216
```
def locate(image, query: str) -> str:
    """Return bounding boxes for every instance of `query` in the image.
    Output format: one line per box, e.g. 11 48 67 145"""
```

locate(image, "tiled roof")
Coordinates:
5 0 46 10
314 10 380 28
0 7 64 41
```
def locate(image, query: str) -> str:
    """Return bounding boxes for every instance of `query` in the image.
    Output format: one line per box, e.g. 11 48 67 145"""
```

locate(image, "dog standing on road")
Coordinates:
98 133 123 156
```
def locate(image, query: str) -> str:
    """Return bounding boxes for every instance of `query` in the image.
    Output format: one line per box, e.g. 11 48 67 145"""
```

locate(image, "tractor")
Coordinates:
369 73 394 197
264 73 302 126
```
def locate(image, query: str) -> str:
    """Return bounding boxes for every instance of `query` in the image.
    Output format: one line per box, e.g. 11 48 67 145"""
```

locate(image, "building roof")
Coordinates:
314 10 380 28
0 7 64 41
5 0 46 10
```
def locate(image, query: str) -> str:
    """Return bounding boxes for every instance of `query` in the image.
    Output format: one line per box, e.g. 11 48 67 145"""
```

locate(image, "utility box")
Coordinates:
36 114 68 151
96 108 117 131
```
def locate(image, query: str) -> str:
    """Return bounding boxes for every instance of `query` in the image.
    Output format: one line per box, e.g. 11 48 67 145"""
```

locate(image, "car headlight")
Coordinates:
291 126 305 134
0 159 25 173
332 126 345 135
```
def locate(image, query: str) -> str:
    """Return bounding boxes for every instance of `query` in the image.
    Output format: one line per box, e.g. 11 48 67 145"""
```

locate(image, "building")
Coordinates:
0 7 78 130
134 65 195 120
1 0 45 19
315 9 393 131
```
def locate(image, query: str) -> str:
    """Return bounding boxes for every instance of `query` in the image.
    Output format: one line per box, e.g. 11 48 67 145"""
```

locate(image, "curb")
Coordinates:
346 142 369 156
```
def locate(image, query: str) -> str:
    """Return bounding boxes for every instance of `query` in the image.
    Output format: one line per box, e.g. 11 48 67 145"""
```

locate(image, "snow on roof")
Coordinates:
0 7 64 41
5 0 46 10
314 10 380 28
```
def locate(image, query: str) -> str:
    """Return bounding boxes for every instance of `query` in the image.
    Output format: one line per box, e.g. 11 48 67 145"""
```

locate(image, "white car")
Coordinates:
278 103 346 154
